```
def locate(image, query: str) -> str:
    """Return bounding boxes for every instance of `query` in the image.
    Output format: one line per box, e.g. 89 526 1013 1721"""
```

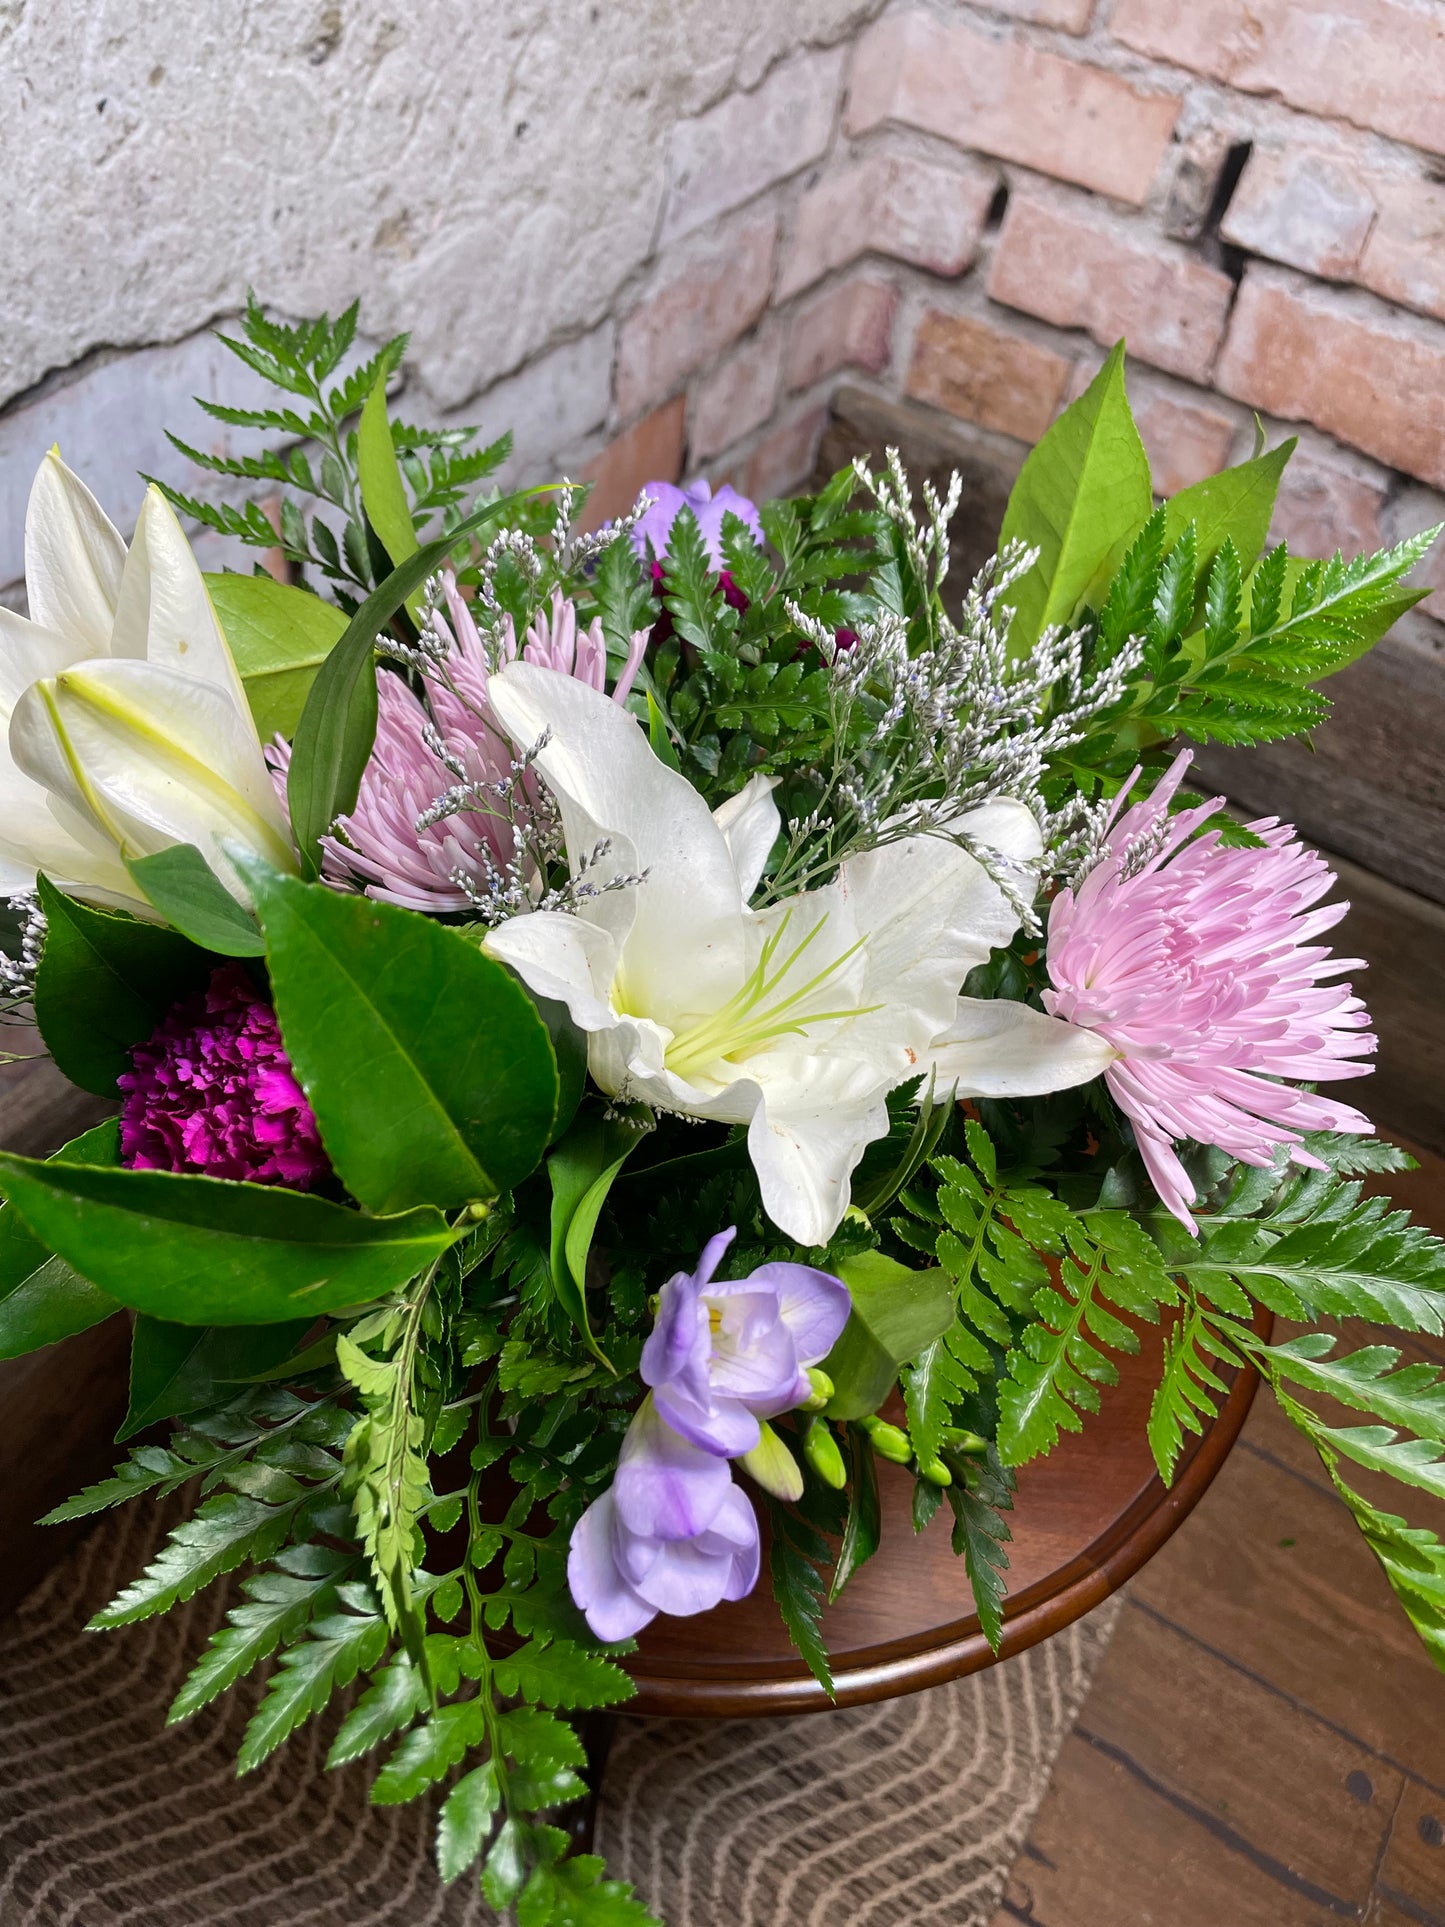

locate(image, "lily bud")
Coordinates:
802 1416 847 1490
738 1421 804 1501
800 1366 834 1411
860 1414 913 1464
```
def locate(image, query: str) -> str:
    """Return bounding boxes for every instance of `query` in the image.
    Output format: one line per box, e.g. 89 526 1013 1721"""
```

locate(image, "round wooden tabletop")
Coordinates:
626 1312 1267 1718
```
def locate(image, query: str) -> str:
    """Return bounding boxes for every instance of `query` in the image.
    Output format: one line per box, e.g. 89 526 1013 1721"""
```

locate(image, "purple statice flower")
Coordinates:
567 1397 760 1642
118 964 330 1189
630 480 763 570
1044 750 1377 1232
267 577 650 914
641 1227 851 1456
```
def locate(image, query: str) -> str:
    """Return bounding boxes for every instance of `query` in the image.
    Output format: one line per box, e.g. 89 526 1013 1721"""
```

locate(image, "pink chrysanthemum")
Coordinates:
1043 752 1376 1231
268 577 649 913
118 965 330 1189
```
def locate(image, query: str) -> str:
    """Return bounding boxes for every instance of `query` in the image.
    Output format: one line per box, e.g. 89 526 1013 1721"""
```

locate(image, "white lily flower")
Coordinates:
0 450 296 913
484 663 1113 1245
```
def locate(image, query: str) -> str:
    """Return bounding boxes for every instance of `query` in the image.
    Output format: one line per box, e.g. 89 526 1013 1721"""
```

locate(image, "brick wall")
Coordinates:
4 0 1443 773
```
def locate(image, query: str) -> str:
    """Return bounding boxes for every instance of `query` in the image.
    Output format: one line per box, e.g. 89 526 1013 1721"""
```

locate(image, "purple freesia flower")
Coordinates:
567 1398 760 1641
641 1227 851 1456
630 479 763 569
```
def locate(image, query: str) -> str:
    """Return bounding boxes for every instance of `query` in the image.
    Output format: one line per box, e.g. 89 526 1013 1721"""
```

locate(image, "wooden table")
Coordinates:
627 1314 1265 1718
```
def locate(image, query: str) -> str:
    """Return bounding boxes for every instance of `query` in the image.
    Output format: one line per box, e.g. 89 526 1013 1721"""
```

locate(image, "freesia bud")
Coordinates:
860 1415 913 1464
919 1454 953 1488
738 1421 804 1502
802 1416 846 1490
944 1427 989 1455
800 1366 834 1411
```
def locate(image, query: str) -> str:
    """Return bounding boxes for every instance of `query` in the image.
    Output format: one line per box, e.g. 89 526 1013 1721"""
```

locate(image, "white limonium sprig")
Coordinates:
0 890 45 1005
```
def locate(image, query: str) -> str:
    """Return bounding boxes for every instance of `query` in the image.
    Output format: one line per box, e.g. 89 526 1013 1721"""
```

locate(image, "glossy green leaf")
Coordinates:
32 875 212 1094
0 1153 453 1326
286 485 552 876
1161 438 1295 583
548 1113 646 1364
126 845 266 957
0 1120 122 1359
823 1250 956 1420
358 374 420 575
829 1425 881 1603
998 343 1152 652
206 572 348 738
119 1316 316 1439
239 866 558 1213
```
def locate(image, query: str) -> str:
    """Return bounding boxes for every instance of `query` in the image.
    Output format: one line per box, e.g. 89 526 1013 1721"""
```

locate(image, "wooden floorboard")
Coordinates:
993 1147 1445 1927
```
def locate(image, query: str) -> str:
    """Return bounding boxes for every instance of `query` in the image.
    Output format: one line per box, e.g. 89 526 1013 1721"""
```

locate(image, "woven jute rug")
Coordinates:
0 1493 1121 1926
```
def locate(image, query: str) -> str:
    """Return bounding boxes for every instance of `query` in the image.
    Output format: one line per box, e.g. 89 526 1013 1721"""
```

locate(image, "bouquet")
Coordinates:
2 300 1443 1925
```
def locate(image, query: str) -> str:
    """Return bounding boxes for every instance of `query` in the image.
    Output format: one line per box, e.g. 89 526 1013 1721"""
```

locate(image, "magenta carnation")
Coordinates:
118 965 331 1189
1043 752 1376 1231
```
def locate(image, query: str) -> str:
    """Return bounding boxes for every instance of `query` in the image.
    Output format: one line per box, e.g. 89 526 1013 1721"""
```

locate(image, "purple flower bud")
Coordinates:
630 480 763 570
567 1397 760 1641
118 965 330 1190
640 1227 851 1457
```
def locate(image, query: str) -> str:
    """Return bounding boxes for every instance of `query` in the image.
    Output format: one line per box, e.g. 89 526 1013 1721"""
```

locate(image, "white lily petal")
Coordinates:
24 450 125 655
744 1055 895 1246
954 796 1044 864
486 663 747 1024
712 773 780 902
929 998 1117 1096
0 762 139 905
838 830 1023 1053
10 660 294 880
484 911 622 1034
0 607 87 723
110 488 249 713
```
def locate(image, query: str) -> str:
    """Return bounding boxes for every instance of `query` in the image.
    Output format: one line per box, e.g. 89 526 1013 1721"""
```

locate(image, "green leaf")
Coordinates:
32 877 211 1094
765 1501 833 1696
0 1120 122 1360
327 1653 429 1767
999 343 1153 652
126 845 265 957
238 1596 389 1772
0 1152 454 1325
1161 439 1295 581
1147 1301 1238 1484
286 484 551 876
829 1426 881 1603
168 1551 352 1722
482 1819 529 1911
372 1698 489 1802
1261 1334 1445 1442
91 1492 296 1628
946 1444 1014 1652
119 1317 315 1439
358 373 421 571
206 572 348 738
493 1638 635 1710
436 1762 501 1882
240 866 558 1213
823 1250 956 1419
547 1113 645 1363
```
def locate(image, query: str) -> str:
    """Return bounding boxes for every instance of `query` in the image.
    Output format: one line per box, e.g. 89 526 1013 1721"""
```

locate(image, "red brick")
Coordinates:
779 147 996 300
615 215 777 419
846 10 1180 206
660 47 846 246
1385 488 1445 621
1269 441 1388 560
577 398 686 534
987 194 1234 383
1134 387 1241 495
1221 147 1376 280
1359 177 1445 326
746 406 829 503
1216 266 1445 491
978 0 1095 29
905 309 1073 443
784 277 898 392
1111 0 1445 158
688 328 783 463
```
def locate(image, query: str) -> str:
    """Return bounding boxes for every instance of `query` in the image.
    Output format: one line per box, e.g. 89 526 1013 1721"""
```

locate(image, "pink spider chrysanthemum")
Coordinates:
268 578 650 913
1043 751 1377 1232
